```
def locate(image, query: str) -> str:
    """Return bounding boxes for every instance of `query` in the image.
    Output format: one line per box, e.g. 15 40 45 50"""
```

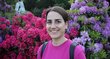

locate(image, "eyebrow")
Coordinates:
47 19 62 21
55 19 61 21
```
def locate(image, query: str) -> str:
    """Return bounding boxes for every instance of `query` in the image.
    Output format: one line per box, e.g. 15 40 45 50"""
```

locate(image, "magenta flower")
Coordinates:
1 24 6 30
17 52 26 59
19 42 27 50
17 28 25 39
65 33 70 39
70 27 79 38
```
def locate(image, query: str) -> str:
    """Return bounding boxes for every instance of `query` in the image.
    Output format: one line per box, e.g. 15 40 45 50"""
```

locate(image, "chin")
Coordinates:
50 35 60 39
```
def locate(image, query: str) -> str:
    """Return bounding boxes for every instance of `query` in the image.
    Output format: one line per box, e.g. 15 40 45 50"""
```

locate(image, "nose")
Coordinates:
51 22 56 29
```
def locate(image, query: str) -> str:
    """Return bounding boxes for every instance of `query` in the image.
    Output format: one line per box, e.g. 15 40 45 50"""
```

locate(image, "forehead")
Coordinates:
47 11 64 20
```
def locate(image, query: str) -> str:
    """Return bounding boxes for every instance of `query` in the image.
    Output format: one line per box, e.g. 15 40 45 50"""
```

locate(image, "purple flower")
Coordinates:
72 37 82 44
102 20 110 38
104 42 110 51
85 6 91 13
70 2 81 10
80 1 86 6
81 31 89 36
93 22 102 32
97 9 104 15
74 16 78 22
93 43 103 53
79 6 86 14
83 16 89 24
89 17 96 24
103 1 109 8
91 6 98 13
68 20 74 26
68 19 80 30
102 29 110 38
80 31 91 45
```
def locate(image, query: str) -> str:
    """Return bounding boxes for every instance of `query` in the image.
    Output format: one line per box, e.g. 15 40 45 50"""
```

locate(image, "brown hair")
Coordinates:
46 6 69 22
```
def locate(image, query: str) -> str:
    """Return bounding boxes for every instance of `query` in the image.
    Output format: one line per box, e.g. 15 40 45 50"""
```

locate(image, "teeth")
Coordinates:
51 31 57 32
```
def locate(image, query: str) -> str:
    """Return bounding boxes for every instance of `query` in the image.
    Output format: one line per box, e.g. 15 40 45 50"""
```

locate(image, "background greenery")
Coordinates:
5 0 70 17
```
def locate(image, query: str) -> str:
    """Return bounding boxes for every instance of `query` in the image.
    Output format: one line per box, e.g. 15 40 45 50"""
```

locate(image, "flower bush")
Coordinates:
67 0 110 59
0 11 51 59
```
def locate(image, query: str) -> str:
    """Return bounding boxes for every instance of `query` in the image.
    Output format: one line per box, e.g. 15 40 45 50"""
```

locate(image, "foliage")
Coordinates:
67 0 110 59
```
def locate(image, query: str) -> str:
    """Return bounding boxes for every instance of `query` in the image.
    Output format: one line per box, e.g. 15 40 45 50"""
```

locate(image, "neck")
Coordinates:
52 37 67 46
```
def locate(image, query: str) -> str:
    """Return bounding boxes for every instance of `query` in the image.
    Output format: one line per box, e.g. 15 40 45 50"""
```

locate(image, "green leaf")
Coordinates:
98 50 107 59
68 0 74 4
78 15 85 22
87 2 95 7
89 30 101 39
79 0 83 2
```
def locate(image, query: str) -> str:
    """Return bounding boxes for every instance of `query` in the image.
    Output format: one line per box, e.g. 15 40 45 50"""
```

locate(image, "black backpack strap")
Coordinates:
41 42 48 58
70 43 78 59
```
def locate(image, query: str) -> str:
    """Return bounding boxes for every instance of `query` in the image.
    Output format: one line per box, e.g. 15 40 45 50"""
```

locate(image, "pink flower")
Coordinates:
17 52 26 59
12 15 21 25
10 36 17 46
27 28 38 38
8 52 17 59
41 18 46 27
13 39 20 47
30 17 36 25
24 24 31 30
34 42 41 55
1 24 6 30
42 9 46 18
17 28 25 39
0 17 5 22
11 25 19 36
3 55 10 59
26 38 34 45
70 27 79 38
19 42 27 50
21 15 30 24
22 33 27 42
30 56 37 59
39 32 51 42
5 20 10 26
25 12 34 20
29 46 34 55
35 18 43 29
65 33 70 39
5 34 10 39
2 40 10 49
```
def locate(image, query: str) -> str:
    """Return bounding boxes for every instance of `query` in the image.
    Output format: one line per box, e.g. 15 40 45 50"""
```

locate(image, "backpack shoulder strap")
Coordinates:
41 42 48 58
70 43 78 59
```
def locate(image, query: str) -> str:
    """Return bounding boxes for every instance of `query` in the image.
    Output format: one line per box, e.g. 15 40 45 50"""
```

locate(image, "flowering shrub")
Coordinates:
0 11 51 59
67 0 110 59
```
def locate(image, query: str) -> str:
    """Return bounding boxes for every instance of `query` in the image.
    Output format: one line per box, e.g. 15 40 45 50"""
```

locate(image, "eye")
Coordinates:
46 20 52 24
55 19 62 24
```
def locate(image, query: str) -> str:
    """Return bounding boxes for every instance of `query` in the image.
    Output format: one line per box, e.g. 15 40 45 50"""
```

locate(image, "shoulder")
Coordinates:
75 45 84 54
37 41 51 53
74 45 86 59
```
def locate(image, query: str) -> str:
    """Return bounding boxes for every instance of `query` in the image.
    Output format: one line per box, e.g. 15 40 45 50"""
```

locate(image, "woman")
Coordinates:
37 6 86 59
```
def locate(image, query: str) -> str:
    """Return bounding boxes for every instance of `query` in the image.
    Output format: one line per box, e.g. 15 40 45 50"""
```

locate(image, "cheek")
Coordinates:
46 26 50 32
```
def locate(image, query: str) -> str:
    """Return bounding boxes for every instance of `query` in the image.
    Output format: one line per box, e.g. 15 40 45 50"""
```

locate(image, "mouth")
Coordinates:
51 30 58 33
50 29 60 34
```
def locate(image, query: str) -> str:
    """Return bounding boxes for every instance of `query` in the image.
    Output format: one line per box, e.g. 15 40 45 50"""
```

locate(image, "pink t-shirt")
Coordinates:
37 40 86 59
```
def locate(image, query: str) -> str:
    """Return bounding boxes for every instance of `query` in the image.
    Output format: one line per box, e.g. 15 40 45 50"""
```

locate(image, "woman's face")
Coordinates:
46 11 67 39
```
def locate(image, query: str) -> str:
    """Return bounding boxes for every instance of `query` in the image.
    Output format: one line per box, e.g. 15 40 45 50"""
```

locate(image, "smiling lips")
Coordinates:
49 28 60 34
